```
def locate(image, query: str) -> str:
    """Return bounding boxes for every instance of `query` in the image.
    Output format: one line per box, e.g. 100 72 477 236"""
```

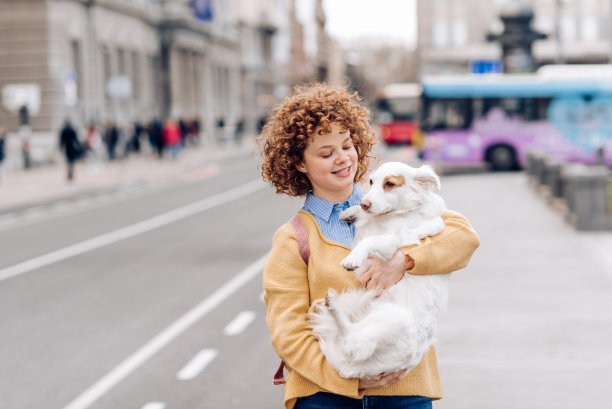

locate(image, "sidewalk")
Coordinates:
436 172 612 409
0 139 257 213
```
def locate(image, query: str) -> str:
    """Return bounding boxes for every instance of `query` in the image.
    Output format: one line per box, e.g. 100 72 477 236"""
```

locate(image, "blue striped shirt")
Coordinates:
302 185 364 247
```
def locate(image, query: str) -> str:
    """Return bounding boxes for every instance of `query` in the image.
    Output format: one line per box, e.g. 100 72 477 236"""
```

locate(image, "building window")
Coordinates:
71 40 83 100
561 16 576 42
131 51 140 101
149 54 162 118
451 19 468 46
101 46 112 103
117 48 126 75
433 20 448 47
580 17 597 41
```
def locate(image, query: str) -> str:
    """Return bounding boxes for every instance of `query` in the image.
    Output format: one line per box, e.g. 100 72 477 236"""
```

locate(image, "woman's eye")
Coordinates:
322 152 332 158
342 145 351 150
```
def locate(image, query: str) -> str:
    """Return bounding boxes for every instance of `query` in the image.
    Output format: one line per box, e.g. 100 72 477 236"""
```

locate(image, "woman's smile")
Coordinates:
332 164 352 177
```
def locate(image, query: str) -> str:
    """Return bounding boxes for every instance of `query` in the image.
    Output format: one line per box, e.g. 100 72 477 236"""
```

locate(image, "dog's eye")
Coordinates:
369 179 373 186
385 182 395 188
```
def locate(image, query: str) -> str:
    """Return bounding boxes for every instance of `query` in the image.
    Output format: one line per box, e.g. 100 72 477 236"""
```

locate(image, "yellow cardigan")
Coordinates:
263 209 480 409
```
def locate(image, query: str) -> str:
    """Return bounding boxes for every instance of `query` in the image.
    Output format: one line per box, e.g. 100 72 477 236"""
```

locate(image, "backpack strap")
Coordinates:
273 213 310 385
290 213 310 265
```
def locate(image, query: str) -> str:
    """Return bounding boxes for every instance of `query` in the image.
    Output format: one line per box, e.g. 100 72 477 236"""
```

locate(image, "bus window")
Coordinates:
423 98 472 130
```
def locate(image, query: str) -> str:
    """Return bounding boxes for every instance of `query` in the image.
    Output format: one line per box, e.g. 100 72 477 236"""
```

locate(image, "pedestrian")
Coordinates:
162 118 182 158
0 125 6 183
216 117 225 143
257 83 480 409
234 118 244 142
148 119 164 158
103 120 119 160
59 119 82 181
84 123 104 174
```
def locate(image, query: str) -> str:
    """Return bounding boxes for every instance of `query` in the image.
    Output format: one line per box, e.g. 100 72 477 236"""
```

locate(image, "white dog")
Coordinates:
309 162 450 379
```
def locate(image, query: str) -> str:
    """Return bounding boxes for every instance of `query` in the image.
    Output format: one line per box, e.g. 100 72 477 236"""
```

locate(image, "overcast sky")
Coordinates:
322 0 417 47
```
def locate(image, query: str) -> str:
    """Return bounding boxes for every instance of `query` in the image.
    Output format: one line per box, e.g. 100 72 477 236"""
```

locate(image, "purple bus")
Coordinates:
420 70 612 171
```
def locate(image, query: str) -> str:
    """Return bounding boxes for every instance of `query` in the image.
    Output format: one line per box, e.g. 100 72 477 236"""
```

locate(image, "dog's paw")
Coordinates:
341 253 364 271
340 215 356 224
339 207 360 224
325 288 338 310
314 301 326 314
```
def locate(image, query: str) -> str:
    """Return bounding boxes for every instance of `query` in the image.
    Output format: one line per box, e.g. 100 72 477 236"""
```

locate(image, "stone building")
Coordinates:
417 0 612 75
0 0 290 169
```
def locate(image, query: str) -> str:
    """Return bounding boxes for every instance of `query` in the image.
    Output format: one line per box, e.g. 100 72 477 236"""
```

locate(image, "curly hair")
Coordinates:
257 83 377 197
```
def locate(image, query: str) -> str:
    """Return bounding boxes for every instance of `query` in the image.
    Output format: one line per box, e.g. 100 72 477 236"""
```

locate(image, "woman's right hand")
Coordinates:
358 369 407 390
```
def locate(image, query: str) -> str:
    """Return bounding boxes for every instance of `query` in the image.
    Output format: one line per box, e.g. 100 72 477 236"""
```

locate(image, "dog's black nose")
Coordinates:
360 200 371 210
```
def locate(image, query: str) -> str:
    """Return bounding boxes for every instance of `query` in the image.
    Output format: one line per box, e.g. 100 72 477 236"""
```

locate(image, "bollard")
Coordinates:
562 164 612 230
526 150 544 185
544 158 563 198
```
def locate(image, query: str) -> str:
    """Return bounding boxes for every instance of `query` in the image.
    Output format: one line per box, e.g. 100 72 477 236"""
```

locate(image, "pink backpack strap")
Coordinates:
290 213 310 265
273 213 310 385
273 361 286 385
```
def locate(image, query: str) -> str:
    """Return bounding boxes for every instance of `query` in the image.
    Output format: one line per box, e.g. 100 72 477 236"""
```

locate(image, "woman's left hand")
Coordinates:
359 250 414 296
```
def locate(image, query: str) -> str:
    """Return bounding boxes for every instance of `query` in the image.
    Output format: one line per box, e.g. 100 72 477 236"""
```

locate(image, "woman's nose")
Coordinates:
336 150 350 163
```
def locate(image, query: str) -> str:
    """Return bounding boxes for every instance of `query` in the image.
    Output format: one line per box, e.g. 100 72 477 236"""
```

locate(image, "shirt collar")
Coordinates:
303 185 364 223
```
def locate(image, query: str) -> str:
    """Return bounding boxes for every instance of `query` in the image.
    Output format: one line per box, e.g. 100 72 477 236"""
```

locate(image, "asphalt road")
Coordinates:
2 146 611 409
0 154 296 409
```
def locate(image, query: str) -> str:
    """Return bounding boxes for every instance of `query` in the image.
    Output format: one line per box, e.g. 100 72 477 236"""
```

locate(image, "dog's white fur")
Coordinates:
309 162 450 379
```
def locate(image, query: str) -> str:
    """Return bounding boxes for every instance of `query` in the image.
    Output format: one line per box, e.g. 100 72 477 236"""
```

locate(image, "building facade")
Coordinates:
0 0 290 169
417 0 612 75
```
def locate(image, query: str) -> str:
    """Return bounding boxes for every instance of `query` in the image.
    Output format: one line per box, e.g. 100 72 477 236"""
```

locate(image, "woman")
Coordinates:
258 83 480 409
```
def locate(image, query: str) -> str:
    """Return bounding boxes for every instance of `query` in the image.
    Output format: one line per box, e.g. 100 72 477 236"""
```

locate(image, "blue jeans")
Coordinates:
294 392 432 409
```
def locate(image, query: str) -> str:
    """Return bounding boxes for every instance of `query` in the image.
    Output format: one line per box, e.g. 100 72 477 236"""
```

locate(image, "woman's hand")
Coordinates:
358 250 414 296
358 369 407 390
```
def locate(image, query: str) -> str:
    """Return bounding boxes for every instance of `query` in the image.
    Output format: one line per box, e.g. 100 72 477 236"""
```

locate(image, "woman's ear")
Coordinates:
295 161 307 173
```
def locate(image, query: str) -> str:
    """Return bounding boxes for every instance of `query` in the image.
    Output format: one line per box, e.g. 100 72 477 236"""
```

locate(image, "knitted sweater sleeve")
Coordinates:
402 209 480 275
263 223 361 398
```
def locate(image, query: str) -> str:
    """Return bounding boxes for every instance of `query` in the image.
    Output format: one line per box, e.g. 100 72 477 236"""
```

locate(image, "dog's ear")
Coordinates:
414 165 441 193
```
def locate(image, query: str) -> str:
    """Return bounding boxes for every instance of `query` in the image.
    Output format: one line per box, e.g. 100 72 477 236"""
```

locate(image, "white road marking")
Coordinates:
223 310 256 336
176 349 218 380
141 403 165 409
50 200 72 211
60 253 268 409
0 214 17 227
0 179 264 283
21 207 46 220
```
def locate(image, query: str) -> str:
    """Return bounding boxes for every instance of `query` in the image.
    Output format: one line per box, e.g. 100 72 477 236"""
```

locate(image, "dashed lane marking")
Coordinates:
176 349 219 381
59 253 268 409
140 403 165 409
223 311 256 336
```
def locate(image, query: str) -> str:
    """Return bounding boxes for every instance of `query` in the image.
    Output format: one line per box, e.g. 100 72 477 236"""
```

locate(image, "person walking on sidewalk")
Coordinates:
257 83 480 409
59 120 82 181
162 118 182 158
0 125 6 183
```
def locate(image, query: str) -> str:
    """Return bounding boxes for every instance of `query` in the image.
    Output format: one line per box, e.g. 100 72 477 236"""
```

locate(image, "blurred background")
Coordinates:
0 0 611 408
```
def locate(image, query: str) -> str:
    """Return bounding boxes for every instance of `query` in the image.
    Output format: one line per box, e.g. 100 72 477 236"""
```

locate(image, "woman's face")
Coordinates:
296 123 358 203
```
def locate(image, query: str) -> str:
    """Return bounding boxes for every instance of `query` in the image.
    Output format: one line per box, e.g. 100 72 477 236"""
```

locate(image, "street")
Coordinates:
1 144 611 409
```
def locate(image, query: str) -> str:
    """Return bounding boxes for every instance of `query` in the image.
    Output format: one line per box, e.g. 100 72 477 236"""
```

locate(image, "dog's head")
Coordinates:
360 162 441 215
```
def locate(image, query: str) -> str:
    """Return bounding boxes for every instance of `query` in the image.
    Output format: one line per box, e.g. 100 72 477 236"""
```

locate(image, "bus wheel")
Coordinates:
487 145 517 171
